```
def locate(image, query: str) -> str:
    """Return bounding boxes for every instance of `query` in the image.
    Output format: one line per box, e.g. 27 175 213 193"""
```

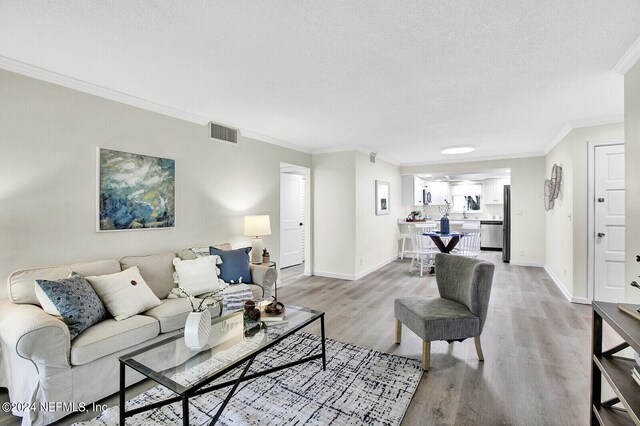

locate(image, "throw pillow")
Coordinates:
172 255 222 296
209 246 252 284
86 266 162 321
35 272 108 340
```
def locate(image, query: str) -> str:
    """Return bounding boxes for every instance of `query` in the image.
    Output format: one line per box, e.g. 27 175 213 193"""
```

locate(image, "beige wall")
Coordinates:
544 123 624 300
625 61 640 303
355 152 401 277
402 156 546 266
312 151 401 279
312 151 357 278
0 69 311 299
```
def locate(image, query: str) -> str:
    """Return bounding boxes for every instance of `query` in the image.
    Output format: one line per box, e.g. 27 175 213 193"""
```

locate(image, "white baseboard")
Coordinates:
313 271 356 281
355 256 398 280
509 260 544 267
314 255 398 281
543 266 590 304
571 297 591 305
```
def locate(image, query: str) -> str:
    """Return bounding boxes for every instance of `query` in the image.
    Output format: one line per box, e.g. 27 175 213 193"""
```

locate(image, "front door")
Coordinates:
280 173 304 268
594 144 625 302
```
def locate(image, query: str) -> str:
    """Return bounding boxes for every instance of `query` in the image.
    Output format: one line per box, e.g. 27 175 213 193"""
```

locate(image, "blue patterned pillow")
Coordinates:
35 272 108 340
209 246 252 284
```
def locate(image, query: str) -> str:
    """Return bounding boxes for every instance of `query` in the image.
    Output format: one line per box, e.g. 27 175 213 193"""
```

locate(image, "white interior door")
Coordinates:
280 173 304 268
594 144 625 302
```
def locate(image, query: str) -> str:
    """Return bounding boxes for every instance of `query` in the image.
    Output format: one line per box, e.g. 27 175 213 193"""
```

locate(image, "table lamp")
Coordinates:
243 215 271 264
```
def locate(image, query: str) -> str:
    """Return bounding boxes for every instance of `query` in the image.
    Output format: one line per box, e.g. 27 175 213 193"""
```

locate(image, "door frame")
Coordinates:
587 140 624 302
280 162 312 276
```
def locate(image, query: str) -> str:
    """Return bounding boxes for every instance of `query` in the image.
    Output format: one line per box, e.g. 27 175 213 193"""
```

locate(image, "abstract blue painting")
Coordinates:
98 148 175 231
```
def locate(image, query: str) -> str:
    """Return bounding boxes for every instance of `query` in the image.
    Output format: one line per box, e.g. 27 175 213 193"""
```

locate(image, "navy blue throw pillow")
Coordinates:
209 246 252 284
35 272 108 340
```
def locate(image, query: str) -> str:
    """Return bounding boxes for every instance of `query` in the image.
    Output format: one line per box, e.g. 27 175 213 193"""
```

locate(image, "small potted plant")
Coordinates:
262 248 270 264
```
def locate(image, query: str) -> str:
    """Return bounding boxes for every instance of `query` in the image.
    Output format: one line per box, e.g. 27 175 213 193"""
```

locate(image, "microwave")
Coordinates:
423 190 432 205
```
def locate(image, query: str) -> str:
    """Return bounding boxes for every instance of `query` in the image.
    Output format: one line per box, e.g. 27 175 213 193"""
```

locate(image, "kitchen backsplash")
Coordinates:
407 203 503 220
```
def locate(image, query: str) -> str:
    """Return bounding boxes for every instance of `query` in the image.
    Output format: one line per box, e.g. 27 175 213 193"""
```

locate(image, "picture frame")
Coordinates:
375 180 390 215
97 148 175 231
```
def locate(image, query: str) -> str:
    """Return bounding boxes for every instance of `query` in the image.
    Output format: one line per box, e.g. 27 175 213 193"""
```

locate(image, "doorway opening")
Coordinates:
280 163 311 284
587 141 625 302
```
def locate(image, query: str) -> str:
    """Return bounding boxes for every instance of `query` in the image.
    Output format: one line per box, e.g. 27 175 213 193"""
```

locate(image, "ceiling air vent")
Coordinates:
209 122 238 144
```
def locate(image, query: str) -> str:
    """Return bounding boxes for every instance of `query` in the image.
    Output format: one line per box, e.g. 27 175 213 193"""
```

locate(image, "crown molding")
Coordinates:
400 151 543 168
613 35 640 74
0 55 212 125
312 145 401 166
239 130 311 154
543 115 624 155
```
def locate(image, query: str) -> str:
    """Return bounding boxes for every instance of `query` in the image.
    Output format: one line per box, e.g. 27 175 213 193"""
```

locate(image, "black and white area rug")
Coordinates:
76 333 423 426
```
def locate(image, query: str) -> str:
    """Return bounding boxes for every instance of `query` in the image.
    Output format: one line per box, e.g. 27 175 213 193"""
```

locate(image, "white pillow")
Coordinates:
172 255 222 296
86 266 161 321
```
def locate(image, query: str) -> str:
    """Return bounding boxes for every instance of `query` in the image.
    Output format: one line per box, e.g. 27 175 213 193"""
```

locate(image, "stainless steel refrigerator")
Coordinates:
502 185 511 262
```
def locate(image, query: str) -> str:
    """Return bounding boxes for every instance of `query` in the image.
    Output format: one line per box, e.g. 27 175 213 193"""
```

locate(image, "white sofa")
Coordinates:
0 244 276 426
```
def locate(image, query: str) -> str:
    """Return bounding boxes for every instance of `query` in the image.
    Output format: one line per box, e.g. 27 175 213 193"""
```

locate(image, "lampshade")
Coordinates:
243 215 271 237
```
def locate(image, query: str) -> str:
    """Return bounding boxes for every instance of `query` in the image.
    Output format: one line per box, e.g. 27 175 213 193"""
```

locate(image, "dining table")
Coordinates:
424 232 465 253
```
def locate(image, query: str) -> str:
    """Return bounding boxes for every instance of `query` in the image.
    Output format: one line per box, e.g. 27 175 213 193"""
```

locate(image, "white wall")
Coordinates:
312 151 357 278
544 123 625 300
354 152 401 278
402 156 546 266
625 60 640 303
0 69 311 299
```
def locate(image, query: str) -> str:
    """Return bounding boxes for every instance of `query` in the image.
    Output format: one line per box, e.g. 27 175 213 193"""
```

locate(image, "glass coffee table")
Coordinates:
118 305 325 425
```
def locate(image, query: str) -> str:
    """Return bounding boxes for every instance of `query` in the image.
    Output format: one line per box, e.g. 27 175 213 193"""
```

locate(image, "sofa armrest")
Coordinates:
0 300 71 368
249 264 277 299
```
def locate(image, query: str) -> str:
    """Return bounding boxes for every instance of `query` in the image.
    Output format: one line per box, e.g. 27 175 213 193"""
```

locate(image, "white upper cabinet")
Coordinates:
401 175 428 206
483 178 511 204
428 181 451 205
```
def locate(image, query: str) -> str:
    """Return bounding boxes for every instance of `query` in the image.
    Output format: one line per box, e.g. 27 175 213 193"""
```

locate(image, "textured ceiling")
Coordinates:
1 1 639 164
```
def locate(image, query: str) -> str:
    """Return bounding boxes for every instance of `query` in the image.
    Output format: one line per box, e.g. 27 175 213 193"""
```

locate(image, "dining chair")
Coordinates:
409 224 437 277
395 253 495 370
453 229 482 258
461 221 481 230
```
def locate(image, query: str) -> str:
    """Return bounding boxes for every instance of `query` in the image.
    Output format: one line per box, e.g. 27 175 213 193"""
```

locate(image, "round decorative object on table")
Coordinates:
265 299 285 315
184 310 211 350
243 300 261 321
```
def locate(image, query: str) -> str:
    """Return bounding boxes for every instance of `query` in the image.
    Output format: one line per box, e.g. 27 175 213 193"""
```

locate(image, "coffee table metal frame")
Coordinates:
118 306 326 426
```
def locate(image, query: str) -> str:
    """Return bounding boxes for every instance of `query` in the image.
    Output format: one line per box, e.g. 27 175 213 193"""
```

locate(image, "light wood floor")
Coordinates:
1 253 614 425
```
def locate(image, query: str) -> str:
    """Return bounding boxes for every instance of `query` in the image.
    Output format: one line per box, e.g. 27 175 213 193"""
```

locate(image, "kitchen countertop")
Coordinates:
398 218 499 224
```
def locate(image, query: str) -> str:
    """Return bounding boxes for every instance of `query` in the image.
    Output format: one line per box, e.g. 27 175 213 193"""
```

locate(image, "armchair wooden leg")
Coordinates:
422 341 431 371
395 319 402 344
474 336 484 361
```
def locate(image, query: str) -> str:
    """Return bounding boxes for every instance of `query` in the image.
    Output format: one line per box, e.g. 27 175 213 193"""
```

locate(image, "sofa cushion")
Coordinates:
177 243 232 261
119 252 176 299
172 256 222 296
35 273 108 340
70 315 159 365
210 247 252 284
8 259 121 305
143 298 193 333
86 267 162 321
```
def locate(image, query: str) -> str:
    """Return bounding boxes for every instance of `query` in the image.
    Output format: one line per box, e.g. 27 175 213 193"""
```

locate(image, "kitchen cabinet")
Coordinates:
401 175 428 206
428 181 451 205
483 178 510 204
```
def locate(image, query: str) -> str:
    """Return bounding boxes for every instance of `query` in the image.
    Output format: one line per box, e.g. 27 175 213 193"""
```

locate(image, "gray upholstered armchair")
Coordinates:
394 253 495 370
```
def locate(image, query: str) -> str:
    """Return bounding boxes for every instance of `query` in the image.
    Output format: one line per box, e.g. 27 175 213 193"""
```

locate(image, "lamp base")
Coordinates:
250 237 263 264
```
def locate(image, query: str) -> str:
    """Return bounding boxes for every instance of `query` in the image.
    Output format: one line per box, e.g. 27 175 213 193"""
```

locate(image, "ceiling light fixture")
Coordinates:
441 145 475 155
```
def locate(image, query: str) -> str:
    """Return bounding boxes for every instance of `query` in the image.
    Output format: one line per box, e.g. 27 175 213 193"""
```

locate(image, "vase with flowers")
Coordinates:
438 199 452 234
179 287 224 350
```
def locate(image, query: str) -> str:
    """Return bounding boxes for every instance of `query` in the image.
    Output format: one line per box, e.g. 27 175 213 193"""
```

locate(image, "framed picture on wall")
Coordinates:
375 180 390 215
97 148 175 231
